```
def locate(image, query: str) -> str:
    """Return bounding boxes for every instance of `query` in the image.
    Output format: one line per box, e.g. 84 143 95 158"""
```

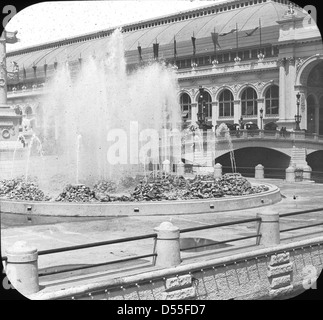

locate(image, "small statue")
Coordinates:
287 3 295 15
11 61 19 73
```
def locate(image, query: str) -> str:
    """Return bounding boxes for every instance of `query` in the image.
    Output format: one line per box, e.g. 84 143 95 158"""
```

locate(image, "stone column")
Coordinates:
214 163 222 178
0 33 7 107
278 59 286 122
5 241 39 296
177 160 184 176
303 164 312 181
285 165 295 182
211 101 217 129
162 159 170 173
285 57 299 130
255 164 264 179
154 222 181 268
256 209 280 246
191 103 198 124
257 98 264 129
233 100 240 124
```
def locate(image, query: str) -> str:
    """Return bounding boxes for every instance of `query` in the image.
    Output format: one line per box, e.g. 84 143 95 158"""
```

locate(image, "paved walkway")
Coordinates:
1 178 323 286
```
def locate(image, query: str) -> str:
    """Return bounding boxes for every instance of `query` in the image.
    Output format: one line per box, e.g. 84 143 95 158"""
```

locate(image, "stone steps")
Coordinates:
290 147 308 169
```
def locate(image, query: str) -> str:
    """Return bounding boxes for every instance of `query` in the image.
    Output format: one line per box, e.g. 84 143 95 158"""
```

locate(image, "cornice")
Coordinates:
178 60 279 82
276 37 322 48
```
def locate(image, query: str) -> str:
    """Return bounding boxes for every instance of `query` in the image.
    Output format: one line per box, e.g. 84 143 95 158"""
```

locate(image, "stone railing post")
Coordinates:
177 160 185 176
213 163 222 179
162 159 170 174
285 165 295 182
303 164 312 181
154 222 181 268
256 209 280 246
255 164 264 179
5 241 39 296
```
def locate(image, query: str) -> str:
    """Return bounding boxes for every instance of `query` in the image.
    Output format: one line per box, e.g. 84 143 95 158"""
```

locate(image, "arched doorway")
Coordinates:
306 95 316 133
296 55 323 134
196 90 212 120
307 61 323 134
320 96 323 135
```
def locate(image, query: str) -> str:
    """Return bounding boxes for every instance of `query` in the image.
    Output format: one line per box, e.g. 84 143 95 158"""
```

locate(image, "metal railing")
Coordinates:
220 165 323 183
279 207 323 234
2 207 323 277
179 217 262 252
189 130 323 142
37 233 158 277
221 165 286 179
2 233 158 277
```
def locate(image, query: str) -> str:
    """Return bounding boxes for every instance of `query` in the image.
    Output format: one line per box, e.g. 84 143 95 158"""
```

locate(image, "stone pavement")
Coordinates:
1 178 323 285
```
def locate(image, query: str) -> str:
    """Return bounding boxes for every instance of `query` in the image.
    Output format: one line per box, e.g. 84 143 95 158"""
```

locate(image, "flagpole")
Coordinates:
234 23 241 63
236 23 238 57
259 18 262 54
258 18 265 60
214 28 217 62
174 36 176 63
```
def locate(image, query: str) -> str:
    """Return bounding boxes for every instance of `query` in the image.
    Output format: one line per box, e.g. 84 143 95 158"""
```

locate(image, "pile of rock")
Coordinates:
217 173 269 195
55 184 97 202
3 173 269 203
0 177 51 201
0 178 19 197
130 173 269 201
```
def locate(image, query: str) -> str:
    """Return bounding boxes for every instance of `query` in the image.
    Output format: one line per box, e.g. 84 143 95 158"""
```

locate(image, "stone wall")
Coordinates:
29 236 323 300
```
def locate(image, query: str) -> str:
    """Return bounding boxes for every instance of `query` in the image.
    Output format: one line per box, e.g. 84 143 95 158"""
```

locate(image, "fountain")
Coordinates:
76 134 82 185
37 29 181 187
24 134 44 183
215 123 237 173
0 29 281 224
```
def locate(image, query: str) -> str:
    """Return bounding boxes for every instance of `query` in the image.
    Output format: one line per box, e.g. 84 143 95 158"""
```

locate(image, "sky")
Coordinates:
5 0 224 52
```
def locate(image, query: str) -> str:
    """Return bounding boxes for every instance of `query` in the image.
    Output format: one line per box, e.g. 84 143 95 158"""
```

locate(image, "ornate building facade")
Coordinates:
2 0 323 143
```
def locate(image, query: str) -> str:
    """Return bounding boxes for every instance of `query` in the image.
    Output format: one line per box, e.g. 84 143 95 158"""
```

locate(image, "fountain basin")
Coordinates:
0 183 281 225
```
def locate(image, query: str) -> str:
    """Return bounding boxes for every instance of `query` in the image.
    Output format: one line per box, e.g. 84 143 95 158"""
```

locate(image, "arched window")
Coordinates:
25 105 33 118
265 85 279 116
219 90 234 117
197 90 212 118
180 93 192 120
241 87 258 116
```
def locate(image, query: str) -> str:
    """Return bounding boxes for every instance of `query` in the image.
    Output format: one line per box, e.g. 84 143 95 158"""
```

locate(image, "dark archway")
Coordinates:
307 150 323 183
306 95 316 133
306 60 323 134
215 147 290 178
320 96 323 135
